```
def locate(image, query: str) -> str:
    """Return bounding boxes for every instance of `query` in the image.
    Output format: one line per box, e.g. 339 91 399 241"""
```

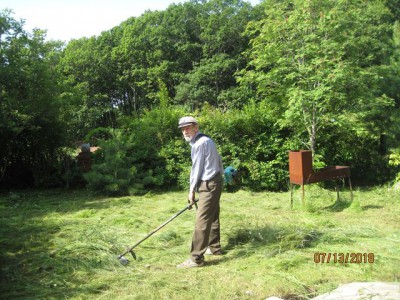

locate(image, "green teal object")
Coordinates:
224 166 237 185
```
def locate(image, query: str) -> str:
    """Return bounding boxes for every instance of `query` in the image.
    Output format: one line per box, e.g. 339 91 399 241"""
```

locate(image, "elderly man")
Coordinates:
177 116 224 268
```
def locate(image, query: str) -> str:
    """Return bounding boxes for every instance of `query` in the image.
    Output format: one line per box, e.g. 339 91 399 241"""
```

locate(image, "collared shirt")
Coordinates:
189 132 223 193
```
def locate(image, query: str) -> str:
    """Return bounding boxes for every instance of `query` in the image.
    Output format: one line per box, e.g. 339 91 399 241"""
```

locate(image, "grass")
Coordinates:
0 185 399 299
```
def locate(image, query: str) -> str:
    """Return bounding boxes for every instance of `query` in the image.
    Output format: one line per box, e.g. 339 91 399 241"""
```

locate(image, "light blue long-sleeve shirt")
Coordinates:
189 132 223 193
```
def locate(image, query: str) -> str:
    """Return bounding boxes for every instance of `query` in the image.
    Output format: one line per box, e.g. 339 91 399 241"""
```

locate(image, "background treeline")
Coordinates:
1 0 400 194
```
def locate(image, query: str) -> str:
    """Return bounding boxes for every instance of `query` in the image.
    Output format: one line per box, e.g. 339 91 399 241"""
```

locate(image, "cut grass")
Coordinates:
0 186 399 299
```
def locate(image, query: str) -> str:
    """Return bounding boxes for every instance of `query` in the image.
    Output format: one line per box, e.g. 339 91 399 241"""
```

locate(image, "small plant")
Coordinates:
389 148 400 192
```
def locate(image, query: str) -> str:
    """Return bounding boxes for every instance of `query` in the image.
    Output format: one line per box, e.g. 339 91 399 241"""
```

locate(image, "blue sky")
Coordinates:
2 0 261 42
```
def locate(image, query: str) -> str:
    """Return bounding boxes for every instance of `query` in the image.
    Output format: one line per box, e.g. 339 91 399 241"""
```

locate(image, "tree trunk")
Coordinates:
310 103 317 156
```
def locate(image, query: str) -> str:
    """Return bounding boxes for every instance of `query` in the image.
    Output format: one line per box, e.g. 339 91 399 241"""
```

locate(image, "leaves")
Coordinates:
241 0 396 155
0 10 66 187
1 0 400 190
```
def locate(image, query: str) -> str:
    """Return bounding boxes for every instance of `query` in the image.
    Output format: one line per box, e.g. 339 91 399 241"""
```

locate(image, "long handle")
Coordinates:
119 201 197 258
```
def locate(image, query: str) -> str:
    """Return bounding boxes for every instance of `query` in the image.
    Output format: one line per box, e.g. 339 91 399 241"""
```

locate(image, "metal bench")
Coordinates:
289 150 353 208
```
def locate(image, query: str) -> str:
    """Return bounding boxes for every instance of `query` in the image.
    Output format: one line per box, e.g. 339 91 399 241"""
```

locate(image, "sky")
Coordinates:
2 0 261 42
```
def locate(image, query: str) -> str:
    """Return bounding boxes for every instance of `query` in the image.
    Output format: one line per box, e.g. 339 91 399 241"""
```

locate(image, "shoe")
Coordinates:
177 259 204 268
205 247 222 255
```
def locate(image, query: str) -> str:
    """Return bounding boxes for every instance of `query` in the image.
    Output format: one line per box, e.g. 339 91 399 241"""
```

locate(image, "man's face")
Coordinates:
181 124 198 142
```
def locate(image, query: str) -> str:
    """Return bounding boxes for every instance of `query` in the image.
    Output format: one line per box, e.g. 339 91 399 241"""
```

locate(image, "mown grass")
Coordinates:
0 185 399 299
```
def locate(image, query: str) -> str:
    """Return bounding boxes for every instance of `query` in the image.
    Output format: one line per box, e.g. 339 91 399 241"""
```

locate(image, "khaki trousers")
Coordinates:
191 174 223 262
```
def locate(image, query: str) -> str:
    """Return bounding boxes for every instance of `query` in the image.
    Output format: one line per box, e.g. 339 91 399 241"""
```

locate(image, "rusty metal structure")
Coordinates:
289 150 353 207
77 146 99 172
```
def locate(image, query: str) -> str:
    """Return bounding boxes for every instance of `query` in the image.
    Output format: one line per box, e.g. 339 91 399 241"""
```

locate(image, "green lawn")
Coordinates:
1 186 399 299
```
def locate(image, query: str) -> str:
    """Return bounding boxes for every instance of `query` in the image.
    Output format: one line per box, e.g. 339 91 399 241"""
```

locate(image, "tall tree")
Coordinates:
114 10 177 114
240 0 395 155
114 1 205 114
0 10 65 187
59 31 121 139
175 0 260 109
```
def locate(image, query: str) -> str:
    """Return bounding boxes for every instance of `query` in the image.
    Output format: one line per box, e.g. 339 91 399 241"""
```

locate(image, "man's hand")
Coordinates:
188 191 195 205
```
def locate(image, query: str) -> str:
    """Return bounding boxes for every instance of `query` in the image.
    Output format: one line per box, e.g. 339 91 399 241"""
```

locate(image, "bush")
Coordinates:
85 99 398 196
198 102 290 191
84 106 188 195
84 131 146 195
84 102 296 195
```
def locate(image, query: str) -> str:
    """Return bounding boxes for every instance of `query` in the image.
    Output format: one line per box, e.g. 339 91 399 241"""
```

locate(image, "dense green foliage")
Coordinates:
0 10 67 187
241 0 395 153
1 0 400 193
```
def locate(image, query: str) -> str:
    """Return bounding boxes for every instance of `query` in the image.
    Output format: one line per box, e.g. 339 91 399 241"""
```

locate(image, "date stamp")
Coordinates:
314 252 375 264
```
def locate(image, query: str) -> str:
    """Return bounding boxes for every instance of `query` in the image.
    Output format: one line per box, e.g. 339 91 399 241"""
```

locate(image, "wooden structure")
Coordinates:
77 146 99 172
289 150 353 207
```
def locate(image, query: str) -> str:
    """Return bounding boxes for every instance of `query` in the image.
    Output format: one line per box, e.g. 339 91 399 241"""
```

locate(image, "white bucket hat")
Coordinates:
178 116 198 128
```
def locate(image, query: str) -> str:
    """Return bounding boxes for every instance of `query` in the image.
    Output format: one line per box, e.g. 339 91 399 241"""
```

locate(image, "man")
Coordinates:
177 116 224 268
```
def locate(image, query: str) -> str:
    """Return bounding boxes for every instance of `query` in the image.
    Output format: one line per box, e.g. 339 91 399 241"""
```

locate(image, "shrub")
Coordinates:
84 131 147 195
198 102 290 191
84 106 188 195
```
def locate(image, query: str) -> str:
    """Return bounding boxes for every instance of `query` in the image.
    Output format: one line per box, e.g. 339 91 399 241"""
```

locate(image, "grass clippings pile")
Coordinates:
0 186 399 299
